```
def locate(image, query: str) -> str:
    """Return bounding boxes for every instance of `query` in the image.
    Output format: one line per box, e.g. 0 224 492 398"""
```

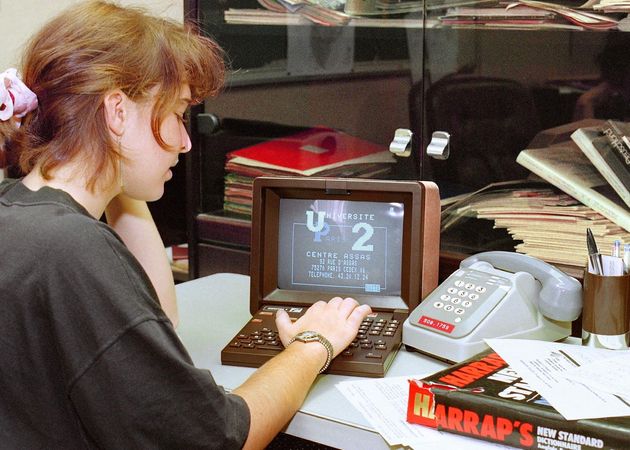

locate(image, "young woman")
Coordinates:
0 2 371 448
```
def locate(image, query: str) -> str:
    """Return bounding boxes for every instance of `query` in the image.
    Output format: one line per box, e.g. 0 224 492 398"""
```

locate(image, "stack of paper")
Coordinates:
487 339 630 421
507 0 618 29
442 180 630 268
440 5 557 25
225 8 309 25
336 375 513 449
257 0 351 25
592 0 630 12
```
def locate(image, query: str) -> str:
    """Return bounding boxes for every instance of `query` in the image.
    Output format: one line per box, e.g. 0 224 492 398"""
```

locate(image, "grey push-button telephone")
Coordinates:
403 251 583 363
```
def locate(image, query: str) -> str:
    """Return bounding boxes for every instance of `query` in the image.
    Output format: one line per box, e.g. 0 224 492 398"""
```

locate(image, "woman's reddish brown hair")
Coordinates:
9 0 225 191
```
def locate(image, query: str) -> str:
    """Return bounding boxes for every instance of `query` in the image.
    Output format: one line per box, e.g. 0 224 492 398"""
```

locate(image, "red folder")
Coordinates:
227 127 394 176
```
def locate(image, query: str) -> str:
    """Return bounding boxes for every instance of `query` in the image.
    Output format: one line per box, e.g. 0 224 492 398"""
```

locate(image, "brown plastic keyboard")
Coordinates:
221 305 405 377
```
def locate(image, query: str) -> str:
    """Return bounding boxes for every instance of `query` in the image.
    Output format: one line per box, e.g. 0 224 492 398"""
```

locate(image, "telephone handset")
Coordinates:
402 251 583 363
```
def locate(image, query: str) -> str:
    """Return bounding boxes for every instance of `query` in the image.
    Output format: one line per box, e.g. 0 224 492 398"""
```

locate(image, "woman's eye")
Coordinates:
176 112 189 124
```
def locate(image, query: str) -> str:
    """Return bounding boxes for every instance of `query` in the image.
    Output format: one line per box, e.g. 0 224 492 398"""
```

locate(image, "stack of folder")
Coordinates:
223 126 396 217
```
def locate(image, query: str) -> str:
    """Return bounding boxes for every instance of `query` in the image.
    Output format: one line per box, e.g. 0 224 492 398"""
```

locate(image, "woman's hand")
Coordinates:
275 297 372 358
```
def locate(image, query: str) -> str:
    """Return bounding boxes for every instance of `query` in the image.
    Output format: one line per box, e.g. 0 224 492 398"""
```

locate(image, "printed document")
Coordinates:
563 353 630 403
336 375 514 449
487 338 630 420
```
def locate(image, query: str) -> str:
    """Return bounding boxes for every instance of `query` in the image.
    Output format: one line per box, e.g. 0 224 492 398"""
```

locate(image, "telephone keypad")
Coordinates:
410 268 511 338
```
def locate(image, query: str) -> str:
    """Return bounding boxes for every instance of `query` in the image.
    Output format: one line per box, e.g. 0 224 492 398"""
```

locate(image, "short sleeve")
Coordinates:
69 320 250 449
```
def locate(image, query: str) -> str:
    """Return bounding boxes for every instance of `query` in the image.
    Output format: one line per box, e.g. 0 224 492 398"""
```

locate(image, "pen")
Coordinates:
612 240 621 258
586 228 603 275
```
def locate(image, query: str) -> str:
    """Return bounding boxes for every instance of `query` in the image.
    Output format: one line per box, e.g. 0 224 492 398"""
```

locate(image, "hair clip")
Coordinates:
0 68 38 122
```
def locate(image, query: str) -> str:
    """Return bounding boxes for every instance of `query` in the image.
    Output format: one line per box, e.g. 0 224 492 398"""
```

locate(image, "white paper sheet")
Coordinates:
563 353 630 403
486 338 630 420
336 375 514 449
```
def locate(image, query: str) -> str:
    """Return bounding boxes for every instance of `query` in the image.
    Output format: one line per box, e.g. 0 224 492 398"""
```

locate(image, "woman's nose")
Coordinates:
181 128 192 153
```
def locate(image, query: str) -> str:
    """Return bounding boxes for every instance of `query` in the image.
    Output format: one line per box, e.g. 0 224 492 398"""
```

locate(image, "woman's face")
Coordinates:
120 85 192 201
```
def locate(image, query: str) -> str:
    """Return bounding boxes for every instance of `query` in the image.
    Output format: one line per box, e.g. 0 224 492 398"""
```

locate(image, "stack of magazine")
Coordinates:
516 119 630 232
441 180 630 269
504 119 630 267
223 126 396 217
591 0 630 12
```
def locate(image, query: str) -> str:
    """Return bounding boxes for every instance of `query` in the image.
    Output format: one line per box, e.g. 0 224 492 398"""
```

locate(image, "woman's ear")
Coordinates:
103 90 127 137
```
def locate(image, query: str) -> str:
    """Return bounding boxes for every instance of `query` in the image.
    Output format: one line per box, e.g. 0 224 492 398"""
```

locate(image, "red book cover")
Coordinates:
226 127 394 176
406 350 630 449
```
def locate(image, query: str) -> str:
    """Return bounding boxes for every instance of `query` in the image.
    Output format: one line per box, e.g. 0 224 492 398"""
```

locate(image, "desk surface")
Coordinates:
175 273 494 449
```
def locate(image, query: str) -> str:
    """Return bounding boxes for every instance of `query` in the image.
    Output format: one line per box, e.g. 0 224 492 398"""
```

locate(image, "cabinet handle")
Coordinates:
389 128 413 157
427 131 450 160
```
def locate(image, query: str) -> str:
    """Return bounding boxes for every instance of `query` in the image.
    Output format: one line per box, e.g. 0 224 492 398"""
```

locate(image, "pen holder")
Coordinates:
582 270 630 350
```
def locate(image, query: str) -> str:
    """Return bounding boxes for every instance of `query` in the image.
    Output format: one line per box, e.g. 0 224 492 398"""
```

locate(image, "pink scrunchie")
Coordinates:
0 68 38 122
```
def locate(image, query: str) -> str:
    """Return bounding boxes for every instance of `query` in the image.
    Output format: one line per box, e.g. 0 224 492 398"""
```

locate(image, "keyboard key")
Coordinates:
257 345 282 351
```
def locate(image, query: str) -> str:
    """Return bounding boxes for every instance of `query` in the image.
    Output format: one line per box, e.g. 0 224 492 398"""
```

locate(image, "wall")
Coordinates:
0 0 183 70
0 0 185 241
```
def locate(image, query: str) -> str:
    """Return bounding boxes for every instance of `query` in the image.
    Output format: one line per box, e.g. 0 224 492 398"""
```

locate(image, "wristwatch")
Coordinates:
288 330 334 374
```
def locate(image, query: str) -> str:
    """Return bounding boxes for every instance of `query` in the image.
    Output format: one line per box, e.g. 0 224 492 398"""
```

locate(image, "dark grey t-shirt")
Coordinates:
0 179 249 449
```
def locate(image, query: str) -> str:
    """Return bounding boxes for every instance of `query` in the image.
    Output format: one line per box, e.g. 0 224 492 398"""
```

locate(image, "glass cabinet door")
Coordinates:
420 21 629 264
185 0 629 278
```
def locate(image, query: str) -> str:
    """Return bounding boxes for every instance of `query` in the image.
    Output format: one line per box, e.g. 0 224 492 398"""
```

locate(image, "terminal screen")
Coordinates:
277 198 403 296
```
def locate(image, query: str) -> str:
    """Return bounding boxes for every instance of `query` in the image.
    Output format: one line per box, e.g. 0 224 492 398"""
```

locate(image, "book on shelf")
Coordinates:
571 120 630 208
516 142 630 232
407 349 630 449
